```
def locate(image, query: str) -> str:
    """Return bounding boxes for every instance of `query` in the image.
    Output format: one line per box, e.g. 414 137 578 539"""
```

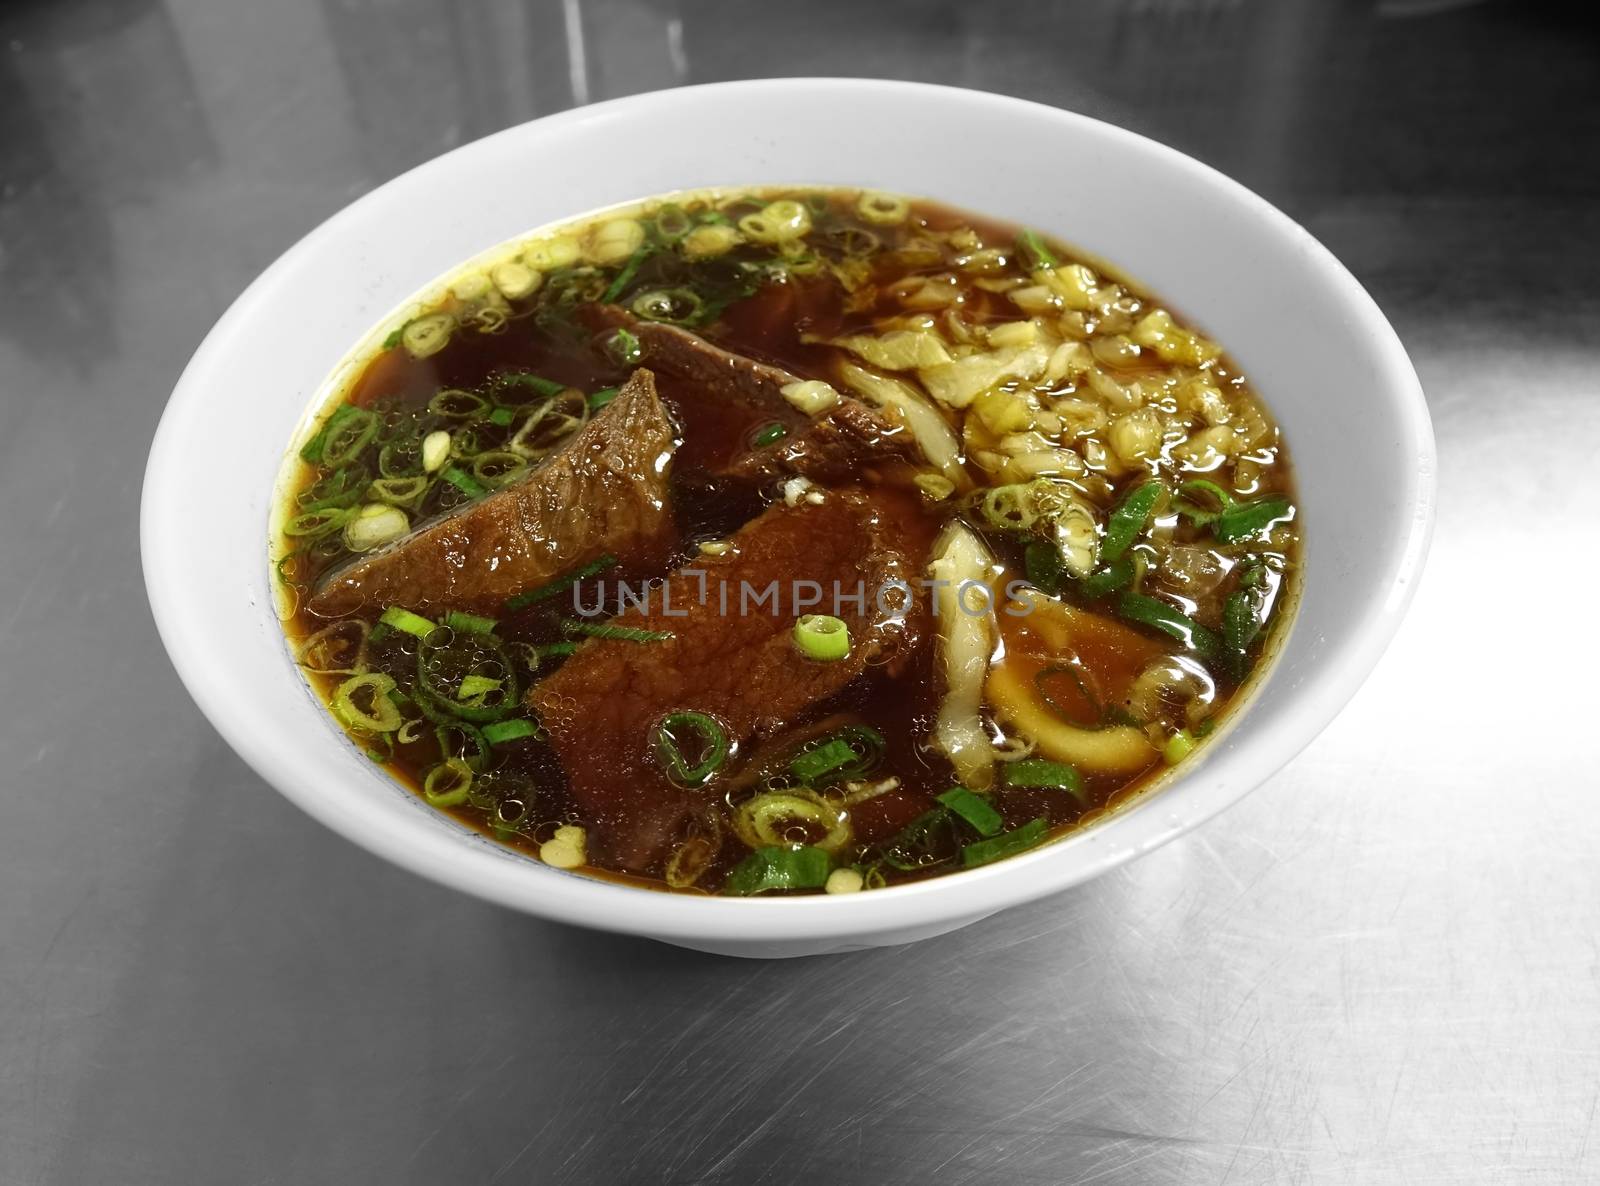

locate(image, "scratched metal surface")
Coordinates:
3 1 1597 1182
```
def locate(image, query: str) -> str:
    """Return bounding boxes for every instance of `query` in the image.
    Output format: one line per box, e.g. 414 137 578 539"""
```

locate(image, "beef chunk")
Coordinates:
583 305 916 482
530 487 933 873
308 369 677 617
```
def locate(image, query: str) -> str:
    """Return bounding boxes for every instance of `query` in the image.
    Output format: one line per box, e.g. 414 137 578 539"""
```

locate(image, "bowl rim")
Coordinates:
142 77 1435 945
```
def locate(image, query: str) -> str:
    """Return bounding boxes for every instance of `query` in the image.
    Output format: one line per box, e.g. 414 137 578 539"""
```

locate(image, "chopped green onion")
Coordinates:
1024 539 1066 595
882 808 956 871
656 711 730 787
1015 229 1058 271
379 438 422 477
722 845 833 896
793 614 850 661
319 408 378 467
653 203 692 242
561 620 674 643
428 388 491 420
368 476 428 507
342 503 409 552
441 465 487 498
443 610 497 635
602 244 653 303
456 674 502 702
832 725 887 778
961 818 1049 868
504 554 617 611
1102 481 1163 563
1001 758 1084 796
606 328 643 365
1214 496 1292 543
1164 730 1196 764
379 606 437 639
422 758 473 807
368 621 392 645
631 288 706 326
936 786 1004 837
284 506 353 539
789 739 857 783
332 672 401 733
433 720 490 770
482 718 542 746
534 642 577 658
488 406 516 427
299 465 368 510
300 404 362 463
753 422 788 447
415 629 517 724
587 387 620 411
402 313 453 359
471 450 529 489
1222 588 1263 657
275 552 302 588
1116 593 1223 662
494 371 567 399
1178 479 1233 506
1173 479 1233 526
382 326 404 350
1078 555 1136 599
790 725 886 786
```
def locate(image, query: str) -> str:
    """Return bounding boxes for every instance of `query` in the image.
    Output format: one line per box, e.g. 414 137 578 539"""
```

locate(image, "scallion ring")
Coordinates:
422 758 473 807
630 287 705 326
428 388 490 420
378 438 423 477
284 506 353 539
296 619 370 673
793 614 850 662
655 711 730 787
732 791 850 855
653 203 691 242
401 313 453 359
320 408 378 467
471 450 529 489
332 672 402 733
368 476 429 507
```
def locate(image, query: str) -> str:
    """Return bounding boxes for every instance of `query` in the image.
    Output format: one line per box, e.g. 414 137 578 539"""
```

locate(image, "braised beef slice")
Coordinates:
530 487 933 873
582 305 916 482
308 369 677 618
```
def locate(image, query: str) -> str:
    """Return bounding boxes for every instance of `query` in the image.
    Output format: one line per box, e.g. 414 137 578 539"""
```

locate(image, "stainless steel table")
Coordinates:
4 2 1596 1182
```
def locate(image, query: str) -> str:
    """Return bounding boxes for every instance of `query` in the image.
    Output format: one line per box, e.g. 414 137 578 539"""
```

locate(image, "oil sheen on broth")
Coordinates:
274 188 1300 897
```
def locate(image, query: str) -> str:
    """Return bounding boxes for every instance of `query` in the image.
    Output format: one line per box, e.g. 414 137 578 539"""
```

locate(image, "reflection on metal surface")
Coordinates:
563 0 589 106
3 0 1599 1180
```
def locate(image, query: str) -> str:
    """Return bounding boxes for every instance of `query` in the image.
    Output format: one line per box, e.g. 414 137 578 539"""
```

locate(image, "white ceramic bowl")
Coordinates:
142 79 1433 958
